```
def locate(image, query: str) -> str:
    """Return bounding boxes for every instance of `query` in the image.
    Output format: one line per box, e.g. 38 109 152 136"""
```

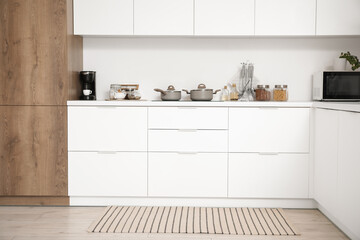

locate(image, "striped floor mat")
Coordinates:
88 206 299 235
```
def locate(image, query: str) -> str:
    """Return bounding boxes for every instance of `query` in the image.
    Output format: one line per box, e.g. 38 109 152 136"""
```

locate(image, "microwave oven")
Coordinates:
313 71 360 101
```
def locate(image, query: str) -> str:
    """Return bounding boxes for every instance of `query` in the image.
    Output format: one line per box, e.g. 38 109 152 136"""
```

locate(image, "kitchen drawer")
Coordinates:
148 107 228 129
229 108 310 153
148 152 227 197
148 130 227 152
68 152 147 197
68 107 147 151
228 153 309 198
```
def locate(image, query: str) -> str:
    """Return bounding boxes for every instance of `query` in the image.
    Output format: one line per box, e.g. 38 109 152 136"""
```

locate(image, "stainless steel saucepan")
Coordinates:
183 84 221 101
154 85 181 101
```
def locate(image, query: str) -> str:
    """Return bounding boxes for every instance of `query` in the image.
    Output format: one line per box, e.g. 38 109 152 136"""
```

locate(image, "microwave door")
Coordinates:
324 73 360 101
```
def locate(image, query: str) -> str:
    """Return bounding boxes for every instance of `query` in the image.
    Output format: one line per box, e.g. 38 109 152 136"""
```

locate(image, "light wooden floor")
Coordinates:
0 206 349 240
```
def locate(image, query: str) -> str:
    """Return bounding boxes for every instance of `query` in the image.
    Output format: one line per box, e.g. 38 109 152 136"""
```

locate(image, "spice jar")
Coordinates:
230 83 239 101
255 85 271 101
273 85 288 101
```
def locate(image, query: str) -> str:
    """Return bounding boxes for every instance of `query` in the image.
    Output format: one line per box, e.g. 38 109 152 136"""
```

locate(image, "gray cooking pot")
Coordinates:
183 84 221 101
154 85 181 101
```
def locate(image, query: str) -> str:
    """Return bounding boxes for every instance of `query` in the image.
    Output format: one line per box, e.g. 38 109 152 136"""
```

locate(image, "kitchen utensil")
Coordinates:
239 63 255 101
182 84 221 101
154 85 181 101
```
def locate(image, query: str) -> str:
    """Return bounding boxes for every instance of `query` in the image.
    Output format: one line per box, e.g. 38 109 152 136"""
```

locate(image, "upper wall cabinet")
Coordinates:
194 0 254 36
73 0 360 36
74 0 133 35
317 0 360 35
134 0 193 35
255 0 316 35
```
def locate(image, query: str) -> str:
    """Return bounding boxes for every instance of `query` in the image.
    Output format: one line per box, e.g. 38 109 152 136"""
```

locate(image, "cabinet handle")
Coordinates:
258 152 279 155
97 151 117 154
258 107 279 110
177 107 197 110
177 151 198 155
178 129 197 132
96 107 119 109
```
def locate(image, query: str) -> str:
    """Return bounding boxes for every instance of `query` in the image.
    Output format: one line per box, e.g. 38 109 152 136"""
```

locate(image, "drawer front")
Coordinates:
148 107 228 129
148 152 227 197
229 108 310 153
148 130 227 152
68 152 147 197
68 107 147 151
228 153 309 198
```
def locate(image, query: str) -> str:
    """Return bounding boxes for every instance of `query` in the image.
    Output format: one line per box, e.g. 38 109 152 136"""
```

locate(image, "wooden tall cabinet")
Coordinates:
0 0 82 205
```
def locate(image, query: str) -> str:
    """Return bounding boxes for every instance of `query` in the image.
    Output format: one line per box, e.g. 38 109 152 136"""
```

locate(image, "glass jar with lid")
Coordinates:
109 84 125 100
126 89 141 100
273 85 288 101
221 86 230 101
230 83 239 101
255 85 271 101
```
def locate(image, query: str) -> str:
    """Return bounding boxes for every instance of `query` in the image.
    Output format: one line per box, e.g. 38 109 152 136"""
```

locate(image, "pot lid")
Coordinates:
167 85 176 91
166 85 180 92
193 83 213 91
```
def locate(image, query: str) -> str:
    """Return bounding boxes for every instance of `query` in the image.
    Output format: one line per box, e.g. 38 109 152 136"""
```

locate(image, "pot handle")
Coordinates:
182 89 190 94
154 88 166 95
213 89 221 94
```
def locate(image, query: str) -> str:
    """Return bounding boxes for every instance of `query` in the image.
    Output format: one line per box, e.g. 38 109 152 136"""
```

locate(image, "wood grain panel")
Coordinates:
0 0 83 105
0 196 69 205
0 106 67 196
67 0 83 101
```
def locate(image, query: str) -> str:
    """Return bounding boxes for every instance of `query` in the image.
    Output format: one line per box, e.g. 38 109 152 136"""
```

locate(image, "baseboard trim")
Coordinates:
70 196 316 208
0 196 69 206
317 202 359 240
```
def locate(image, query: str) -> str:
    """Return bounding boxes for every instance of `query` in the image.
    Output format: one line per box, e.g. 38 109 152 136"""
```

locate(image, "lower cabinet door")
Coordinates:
148 130 228 152
228 153 309 198
337 111 360 239
68 152 147 197
148 153 227 197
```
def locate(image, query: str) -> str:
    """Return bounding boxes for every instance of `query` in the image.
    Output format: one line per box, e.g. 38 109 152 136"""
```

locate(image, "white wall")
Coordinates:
83 37 360 101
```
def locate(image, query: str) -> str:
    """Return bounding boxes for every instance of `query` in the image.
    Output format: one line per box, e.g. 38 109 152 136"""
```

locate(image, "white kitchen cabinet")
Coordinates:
148 152 227 197
317 0 360 35
228 153 309 198
229 108 310 153
148 107 228 130
255 0 316 35
194 0 254 36
148 130 228 152
73 0 133 35
337 111 360 238
68 107 147 151
68 152 147 196
314 109 339 215
134 0 193 35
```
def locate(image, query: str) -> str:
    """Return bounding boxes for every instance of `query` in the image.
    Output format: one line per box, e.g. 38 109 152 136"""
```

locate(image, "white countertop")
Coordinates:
67 100 360 112
67 100 313 108
313 102 360 113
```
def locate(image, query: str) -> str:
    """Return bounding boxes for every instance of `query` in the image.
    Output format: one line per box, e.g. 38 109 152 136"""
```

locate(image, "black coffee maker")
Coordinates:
80 71 96 100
